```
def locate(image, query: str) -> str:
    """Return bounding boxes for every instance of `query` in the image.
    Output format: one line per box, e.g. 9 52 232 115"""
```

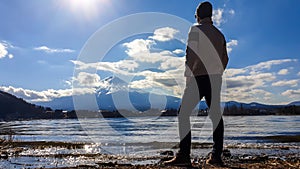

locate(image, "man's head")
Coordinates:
196 1 213 19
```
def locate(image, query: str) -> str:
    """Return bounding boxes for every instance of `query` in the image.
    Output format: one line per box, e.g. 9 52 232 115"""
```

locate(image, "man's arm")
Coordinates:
222 39 229 70
184 27 199 77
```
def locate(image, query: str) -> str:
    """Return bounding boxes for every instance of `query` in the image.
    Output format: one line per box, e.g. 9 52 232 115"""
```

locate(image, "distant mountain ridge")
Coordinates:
36 76 181 111
1 87 300 120
33 76 299 112
288 101 300 106
223 101 284 109
0 90 47 120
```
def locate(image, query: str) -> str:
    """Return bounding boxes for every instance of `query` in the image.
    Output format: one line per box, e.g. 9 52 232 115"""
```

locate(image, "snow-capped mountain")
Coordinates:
36 76 181 111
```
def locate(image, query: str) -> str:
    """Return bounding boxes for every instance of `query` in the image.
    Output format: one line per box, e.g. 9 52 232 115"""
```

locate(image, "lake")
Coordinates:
1 115 300 151
1 115 300 168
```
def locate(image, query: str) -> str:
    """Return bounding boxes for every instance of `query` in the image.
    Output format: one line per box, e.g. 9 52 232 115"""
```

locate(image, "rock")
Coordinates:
0 152 8 159
223 149 231 157
160 150 174 156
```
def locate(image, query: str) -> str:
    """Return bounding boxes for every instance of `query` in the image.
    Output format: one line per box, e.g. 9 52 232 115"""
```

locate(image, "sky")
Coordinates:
0 0 300 105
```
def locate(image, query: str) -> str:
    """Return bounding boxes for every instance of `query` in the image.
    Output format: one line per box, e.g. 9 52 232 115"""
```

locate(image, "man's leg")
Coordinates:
178 77 202 156
205 75 224 158
164 77 201 166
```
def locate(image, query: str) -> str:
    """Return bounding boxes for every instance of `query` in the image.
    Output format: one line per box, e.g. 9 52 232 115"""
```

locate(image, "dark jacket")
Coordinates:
184 18 228 77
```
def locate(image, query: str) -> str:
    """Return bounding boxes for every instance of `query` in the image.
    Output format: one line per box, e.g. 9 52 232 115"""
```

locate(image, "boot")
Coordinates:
163 152 191 167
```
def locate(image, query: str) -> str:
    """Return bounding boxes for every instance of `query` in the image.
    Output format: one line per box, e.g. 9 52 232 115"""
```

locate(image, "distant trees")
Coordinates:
276 105 300 115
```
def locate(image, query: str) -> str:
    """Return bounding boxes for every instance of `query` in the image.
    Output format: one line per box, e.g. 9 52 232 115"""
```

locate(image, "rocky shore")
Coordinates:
1 138 299 169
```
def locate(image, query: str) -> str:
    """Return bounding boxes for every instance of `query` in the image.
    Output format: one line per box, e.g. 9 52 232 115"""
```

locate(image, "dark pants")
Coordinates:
178 75 224 158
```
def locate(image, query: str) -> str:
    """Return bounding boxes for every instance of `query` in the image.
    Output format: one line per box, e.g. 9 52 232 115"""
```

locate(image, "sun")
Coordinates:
62 0 110 21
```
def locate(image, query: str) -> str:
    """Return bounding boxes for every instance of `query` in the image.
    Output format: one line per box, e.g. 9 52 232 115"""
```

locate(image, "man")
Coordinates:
164 1 228 167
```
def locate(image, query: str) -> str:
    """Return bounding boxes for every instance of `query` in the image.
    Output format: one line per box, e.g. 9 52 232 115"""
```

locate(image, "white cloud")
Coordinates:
34 46 75 53
129 70 185 97
159 56 184 70
277 69 289 75
297 72 300 76
229 9 235 15
223 59 298 103
282 89 300 98
224 68 246 77
173 49 184 55
73 72 101 87
150 27 179 42
226 73 275 89
123 39 153 56
272 80 298 87
114 60 139 72
226 39 238 53
247 59 297 74
123 39 178 64
0 43 8 59
0 41 14 59
8 54 14 59
71 59 140 76
212 8 224 27
0 86 95 102
223 88 273 103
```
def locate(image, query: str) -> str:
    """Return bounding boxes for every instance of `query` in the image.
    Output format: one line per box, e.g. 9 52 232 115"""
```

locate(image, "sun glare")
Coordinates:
62 0 110 21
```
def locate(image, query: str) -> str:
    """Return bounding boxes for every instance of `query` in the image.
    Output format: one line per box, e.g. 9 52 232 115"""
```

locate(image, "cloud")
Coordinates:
223 88 273 103
34 46 75 53
272 80 298 87
223 59 298 103
150 27 179 42
173 49 184 55
71 59 140 76
226 39 238 53
128 70 184 97
159 56 184 70
123 40 183 64
277 69 289 75
212 8 224 27
297 72 300 76
122 27 182 64
226 73 275 89
0 43 8 59
0 86 95 102
0 41 14 59
247 59 297 74
224 68 246 77
73 72 101 87
8 54 14 59
229 9 235 15
282 89 300 98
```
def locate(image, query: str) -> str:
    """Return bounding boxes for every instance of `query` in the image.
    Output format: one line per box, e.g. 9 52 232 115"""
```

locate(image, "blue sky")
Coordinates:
0 0 300 105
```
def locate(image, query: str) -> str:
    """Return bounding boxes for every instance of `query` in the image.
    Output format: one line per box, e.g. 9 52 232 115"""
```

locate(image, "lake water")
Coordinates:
1 116 300 151
1 116 300 168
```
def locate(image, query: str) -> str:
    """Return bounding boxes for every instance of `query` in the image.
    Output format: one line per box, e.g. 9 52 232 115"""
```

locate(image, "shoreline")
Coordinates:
1 137 300 168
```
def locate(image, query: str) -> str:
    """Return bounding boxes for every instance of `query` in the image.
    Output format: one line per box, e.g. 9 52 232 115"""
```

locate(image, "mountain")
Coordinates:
223 101 284 110
36 76 298 113
288 101 300 106
0 90 47 120
36 76 181 111
37 96 75 110
2 84 300 119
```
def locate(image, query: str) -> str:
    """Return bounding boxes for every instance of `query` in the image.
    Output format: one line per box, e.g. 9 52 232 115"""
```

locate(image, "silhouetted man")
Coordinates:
164 1 228 167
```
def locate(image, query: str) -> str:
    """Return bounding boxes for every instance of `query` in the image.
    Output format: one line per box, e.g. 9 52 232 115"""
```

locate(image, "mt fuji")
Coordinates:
36 76 181 111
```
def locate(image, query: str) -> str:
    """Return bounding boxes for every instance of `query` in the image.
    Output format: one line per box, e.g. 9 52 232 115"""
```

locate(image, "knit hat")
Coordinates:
196 1 213 19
